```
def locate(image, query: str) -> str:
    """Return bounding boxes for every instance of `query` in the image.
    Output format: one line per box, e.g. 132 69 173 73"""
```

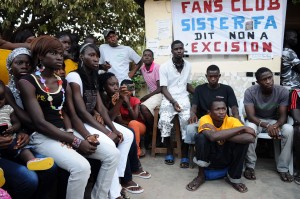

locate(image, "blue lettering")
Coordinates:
252 16 264 29
220 17 229 29
197 18 206 30
207 17 217 30
192 18 195 31
181 19 190 31
264 15 277 29
232 16 245 30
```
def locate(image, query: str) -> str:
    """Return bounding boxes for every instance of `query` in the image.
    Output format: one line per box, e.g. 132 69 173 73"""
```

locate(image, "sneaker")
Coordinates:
0 188 11 199
27 157 54 171
0 168 5 187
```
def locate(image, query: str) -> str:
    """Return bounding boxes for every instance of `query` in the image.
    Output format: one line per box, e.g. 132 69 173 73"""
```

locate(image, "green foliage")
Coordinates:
0 0 145 50
191 76 207 88
132 74 145 92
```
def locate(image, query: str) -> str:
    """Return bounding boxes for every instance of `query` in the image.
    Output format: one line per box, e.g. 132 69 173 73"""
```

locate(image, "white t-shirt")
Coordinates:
99 44 141 83
66 72 83 96
159 59 191 101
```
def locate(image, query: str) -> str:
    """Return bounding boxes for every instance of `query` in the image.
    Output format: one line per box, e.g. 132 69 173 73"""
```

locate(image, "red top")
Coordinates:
120 97 144 123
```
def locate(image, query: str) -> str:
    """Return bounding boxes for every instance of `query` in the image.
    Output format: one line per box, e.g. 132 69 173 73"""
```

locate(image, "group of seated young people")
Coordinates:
0 31 299 198
0 34 156 199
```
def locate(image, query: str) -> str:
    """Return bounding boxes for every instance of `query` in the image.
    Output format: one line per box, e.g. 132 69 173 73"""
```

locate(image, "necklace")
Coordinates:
35 70 65 113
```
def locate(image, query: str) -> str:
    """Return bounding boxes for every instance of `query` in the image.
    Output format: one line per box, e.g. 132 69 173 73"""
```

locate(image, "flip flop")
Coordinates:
132 170 151 179
244 167 256 180
224 177 248 193
165 154 174 165
186 176 205 191
294 175 300 185
180 158 189 168
122 184 144 194
278 172 293 182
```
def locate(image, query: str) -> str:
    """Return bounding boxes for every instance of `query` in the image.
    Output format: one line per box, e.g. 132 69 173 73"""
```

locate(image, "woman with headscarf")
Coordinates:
2 47 57 199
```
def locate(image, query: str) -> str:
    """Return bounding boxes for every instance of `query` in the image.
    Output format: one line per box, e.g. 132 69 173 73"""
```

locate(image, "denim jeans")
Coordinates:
0 153 57 199
245 119 294 172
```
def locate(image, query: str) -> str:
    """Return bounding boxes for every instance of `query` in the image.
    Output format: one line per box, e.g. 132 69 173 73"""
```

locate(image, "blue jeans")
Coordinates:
0 152 57 199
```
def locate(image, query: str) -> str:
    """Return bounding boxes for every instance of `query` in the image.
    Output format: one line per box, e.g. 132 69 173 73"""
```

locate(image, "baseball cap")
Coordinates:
103 29 116 38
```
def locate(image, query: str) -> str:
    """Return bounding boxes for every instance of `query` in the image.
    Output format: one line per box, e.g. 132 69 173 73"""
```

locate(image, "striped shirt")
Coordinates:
140 62 160 93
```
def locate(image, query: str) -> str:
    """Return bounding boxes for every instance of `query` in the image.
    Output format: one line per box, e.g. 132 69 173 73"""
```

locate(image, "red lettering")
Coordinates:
256 0 265 11
268 0 280 10
232 42 240 52
192 43 198 52
203 0 212 13
214 0 223 12
244 42 247 52
202 42 211 52
224 41 228 52
214 42 221 52
263 42 272 52
243 0 253 11
192 1 202 13
251 42 259 52
231 0 240 12
181 2 190 13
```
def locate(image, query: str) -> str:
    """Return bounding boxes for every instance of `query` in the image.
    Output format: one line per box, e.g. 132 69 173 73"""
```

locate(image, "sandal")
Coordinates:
132 170 151 179
180 158 189 168
225 177 248 193
165 154 174 165
244 167 256 180
122 183 144 194
121 188 130 199
186 175 205 191
278 172 293 182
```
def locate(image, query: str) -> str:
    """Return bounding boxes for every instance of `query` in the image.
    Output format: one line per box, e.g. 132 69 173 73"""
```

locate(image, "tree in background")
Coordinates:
0 0 145 48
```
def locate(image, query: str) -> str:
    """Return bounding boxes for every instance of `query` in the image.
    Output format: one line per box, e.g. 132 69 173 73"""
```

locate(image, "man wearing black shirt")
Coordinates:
185 65 240 145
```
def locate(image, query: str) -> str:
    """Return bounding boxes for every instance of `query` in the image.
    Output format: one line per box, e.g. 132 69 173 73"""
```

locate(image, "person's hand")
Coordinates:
128 71 135 79
103 61 111 71
86 134 100 146
243 126 256 137
188 112 198 124
4 126 15 135
111 93 120 106
94 113 104 125
107 131 119 144
78 140 97 155
0 135 13 149
112 130 124 144
119 86 130 100
266 124 280 139
15 131 30 149
173 102 182 112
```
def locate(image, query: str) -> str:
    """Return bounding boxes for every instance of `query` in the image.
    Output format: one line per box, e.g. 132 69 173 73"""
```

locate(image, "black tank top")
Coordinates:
22 74 67 128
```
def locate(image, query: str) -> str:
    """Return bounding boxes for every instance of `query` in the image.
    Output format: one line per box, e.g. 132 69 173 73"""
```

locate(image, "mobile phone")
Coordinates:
0 123 8 134
127 84 135 91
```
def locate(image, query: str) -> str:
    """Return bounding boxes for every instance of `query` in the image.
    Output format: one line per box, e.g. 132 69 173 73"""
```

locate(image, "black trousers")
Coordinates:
195 133 249 180
121 128 140 184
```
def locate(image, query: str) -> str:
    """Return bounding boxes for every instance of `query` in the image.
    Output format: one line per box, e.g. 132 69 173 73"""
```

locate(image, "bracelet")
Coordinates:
266 123 271 128
72 137 82 149
258 120 262 127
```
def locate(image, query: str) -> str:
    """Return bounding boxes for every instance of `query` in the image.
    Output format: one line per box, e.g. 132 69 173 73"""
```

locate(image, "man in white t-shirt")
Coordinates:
99 29 142 83
158 40 194 167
